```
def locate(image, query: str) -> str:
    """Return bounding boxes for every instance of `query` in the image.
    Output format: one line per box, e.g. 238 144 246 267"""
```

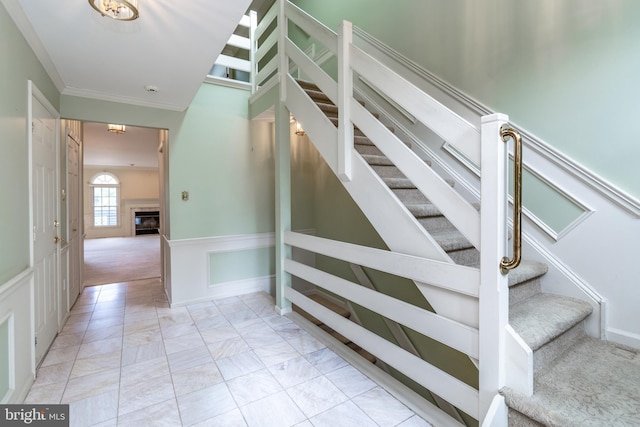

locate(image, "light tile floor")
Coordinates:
25 278 432 427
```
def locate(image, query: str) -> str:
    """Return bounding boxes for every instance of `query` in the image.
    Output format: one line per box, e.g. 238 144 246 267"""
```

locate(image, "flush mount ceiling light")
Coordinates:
107 124 126 134
88 0 139 21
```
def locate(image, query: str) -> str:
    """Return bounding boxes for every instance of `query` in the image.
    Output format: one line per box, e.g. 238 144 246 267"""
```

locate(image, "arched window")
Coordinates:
90 173 120 227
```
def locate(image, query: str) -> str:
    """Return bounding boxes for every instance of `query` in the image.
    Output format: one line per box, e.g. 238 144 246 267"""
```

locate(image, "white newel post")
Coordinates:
337 20 353 181
479 113 510 425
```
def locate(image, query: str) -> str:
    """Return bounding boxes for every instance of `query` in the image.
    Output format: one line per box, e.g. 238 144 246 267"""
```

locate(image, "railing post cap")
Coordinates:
481 113 509 124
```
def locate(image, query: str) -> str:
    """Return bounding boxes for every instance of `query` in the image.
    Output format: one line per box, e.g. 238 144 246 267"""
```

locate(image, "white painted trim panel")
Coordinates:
0 268 35 404
350 45 480 166
286 288 479 417
167 233 275 306
285 259 479 358
285 231 479 297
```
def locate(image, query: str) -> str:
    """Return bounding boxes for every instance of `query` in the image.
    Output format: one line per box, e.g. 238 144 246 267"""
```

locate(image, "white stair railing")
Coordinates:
210 11 257 84
251 1 514 424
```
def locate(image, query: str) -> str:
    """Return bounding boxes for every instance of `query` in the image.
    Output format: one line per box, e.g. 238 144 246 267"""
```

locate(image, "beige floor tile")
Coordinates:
118 373 175 416
176 383 237 426
170 361 223 396
117 398 182 427
62 367 120 403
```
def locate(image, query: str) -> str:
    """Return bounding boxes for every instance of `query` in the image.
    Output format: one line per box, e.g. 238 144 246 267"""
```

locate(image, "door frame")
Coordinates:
65 128 83 308
28 80 62 365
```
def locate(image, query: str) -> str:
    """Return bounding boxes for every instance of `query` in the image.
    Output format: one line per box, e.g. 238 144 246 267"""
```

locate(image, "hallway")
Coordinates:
24 280 431 426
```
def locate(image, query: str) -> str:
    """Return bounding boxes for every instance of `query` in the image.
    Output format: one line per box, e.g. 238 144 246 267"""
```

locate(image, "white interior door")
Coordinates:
67 134 81 306
31 92 60 365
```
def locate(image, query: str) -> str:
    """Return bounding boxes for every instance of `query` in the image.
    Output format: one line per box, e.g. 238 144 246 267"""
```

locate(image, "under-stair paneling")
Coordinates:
0 268 34 404
168 233 275 306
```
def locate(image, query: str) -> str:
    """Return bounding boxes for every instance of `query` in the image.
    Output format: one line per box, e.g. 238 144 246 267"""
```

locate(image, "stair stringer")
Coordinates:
287 78 481 329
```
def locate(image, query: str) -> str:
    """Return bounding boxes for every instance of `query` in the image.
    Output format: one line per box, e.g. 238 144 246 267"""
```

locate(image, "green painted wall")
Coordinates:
0 3 60 284
210 247 274 284
291 0 640 200
169 84 275 239
61 84 275 241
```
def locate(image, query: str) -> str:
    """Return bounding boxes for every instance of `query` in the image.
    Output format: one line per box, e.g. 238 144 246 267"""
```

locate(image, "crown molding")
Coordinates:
1 0 66 92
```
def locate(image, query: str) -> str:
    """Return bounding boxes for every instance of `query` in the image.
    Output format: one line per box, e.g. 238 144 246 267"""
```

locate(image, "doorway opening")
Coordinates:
79 121 167 289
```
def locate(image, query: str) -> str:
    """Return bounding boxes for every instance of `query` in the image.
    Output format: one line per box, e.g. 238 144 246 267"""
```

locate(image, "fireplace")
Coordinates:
133 210 160 235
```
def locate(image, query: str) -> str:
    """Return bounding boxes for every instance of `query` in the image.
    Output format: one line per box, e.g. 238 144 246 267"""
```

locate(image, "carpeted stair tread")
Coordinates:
429 229 473 252
383 177 415 189
382 177 455 190
297 79 320 91
362 154 395 166
305 88 332 103
317 102 339 116
507 261 548 287
406 203 441 218
509 293 592 351
501 336 640 427
354 135 375 146
328 117 394 134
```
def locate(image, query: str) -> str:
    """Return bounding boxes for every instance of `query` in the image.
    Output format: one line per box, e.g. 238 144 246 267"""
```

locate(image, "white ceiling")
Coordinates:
2 0 252 111
83 122 160 168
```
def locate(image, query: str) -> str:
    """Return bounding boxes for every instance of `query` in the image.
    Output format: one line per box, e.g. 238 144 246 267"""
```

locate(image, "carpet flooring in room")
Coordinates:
83 235 161 287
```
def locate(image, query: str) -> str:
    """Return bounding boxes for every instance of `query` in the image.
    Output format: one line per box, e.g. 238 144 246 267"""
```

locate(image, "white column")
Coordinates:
274 101 292 315
337 20 353 181
479 113 510 424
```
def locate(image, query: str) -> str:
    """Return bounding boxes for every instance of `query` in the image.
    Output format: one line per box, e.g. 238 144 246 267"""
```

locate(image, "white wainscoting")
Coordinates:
167 233 276 306
0 268 35 403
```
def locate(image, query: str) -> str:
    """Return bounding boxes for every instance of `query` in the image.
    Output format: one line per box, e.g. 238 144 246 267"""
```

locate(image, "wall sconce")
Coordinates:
295 120 306 136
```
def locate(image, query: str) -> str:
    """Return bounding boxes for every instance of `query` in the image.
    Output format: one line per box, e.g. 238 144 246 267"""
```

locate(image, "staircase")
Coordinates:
294 80 640 426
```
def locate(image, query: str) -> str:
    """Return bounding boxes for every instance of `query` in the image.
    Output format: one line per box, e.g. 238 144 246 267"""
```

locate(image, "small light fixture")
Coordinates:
107 124 126 134
295 120 306 136
88 0 139 21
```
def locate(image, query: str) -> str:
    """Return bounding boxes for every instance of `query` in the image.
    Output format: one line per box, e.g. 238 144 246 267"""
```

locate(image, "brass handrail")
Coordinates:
500 125 523 274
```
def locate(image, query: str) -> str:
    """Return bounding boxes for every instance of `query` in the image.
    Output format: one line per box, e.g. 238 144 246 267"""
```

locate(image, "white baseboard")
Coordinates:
168 232 275 306
606 327 640 350
170 275 274 307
